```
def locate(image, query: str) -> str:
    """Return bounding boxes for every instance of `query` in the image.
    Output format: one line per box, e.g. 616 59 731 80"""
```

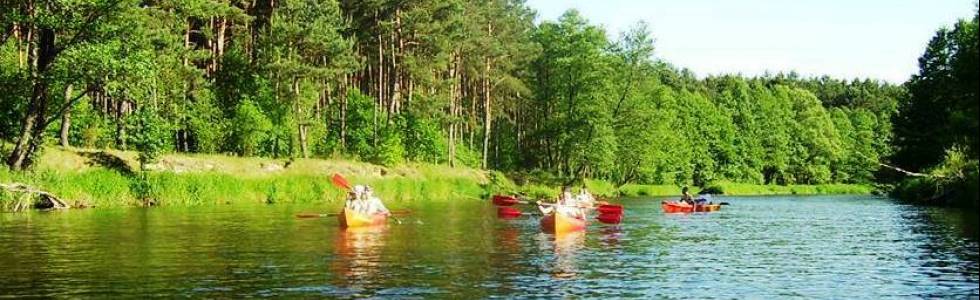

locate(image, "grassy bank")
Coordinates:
2 147 874 212
514 177 872 199
1 147 493 211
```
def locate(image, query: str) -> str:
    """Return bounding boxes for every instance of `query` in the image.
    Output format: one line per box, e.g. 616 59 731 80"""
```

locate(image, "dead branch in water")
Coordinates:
0 183 69 211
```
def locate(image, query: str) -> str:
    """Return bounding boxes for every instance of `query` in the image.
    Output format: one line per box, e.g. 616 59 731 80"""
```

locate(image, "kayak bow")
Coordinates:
540 211 587 234
338 207 387 228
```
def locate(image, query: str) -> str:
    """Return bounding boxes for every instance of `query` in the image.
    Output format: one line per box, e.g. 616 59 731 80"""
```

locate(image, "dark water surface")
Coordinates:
1 195 977 298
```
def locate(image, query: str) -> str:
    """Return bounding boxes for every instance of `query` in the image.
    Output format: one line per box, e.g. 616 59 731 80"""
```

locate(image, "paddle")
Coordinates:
536 201 624 224
495 195 622 212
596 204 623 214
295 209 413 219
497 206 525 218
492 195 533 206
331 173 352 191
495 194 624 223
596 213 623 224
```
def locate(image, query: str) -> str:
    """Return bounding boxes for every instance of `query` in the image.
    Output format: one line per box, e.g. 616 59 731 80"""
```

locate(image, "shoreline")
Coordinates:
1 147 873 212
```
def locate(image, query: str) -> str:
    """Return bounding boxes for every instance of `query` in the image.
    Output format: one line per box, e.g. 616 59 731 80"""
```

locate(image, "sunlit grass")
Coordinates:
1 147 874 212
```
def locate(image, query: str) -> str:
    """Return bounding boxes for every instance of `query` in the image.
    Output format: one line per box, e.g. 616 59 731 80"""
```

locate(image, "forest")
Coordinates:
0 0 974 202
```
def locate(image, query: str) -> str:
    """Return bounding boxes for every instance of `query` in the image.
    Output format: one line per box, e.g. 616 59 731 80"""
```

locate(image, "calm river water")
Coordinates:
1 195 977 298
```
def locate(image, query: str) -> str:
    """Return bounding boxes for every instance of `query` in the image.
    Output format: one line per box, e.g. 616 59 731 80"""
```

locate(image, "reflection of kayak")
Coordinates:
661 201 722 213
540 212 586 234
338 207 387 228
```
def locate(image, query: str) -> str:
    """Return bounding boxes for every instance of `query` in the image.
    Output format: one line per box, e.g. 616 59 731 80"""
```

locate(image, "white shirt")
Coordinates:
362 196 389 215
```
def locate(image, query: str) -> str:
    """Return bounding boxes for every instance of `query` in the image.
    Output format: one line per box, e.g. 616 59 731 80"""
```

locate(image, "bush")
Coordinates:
231 99 272 156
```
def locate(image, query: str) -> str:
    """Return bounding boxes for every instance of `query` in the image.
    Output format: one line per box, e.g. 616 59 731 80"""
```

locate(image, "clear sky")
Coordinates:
526 0 976 83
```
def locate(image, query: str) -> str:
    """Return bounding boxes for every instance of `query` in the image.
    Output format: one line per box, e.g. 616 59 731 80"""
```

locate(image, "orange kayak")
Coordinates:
661 201 722 213
540 212 587 234
338 207 387 228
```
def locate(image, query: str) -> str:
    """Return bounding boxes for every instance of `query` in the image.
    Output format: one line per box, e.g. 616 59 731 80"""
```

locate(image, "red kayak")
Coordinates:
661 201 721 213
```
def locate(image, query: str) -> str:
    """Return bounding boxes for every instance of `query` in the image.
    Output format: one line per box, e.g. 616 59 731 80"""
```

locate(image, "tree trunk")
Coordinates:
374 11 383 143
482 56 492 169
340 74 348 149
116 100 127 150
6 27 55 170
448 53 459 167
59 84 73 147
292 78 308 158
216 17 226 71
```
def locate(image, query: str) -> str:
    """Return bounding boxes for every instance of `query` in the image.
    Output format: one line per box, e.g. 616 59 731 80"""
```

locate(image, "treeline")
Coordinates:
889 10 978 206
1 1 903 187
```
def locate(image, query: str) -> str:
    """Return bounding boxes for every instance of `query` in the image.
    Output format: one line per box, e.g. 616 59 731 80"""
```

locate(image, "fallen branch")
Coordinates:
0 183 69 211
878 163 939 178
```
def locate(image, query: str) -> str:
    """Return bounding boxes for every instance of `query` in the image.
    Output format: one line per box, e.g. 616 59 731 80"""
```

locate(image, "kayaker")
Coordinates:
558 186 586 219
346 185 367 212
576 187 596 208
680 186 694 205
538 186 584 218
361 186 390 216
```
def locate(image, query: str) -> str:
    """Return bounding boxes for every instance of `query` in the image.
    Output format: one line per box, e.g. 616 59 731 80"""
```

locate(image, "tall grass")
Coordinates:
704 181 873 196
1 147 876 212
1 167 492 211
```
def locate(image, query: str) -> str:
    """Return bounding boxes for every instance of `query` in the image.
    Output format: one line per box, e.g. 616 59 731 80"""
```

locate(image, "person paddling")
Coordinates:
680 186 694 205
538 186 584 219
345 185 367 213
362 186 390 216
576 187 596 208
346 185 389 216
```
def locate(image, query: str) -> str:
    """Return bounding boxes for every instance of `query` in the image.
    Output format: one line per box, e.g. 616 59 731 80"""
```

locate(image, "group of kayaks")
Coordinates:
315 174 723 231
493 194 609 235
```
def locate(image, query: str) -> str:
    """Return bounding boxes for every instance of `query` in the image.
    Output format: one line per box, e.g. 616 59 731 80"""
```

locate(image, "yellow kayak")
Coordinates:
540 212 587 234
338 207 387 228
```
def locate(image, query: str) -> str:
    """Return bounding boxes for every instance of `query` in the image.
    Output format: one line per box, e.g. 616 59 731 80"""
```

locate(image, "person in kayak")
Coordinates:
345 185 367 212
576 187 596 208
345 185 389 216
538 186 585 219
361 186 390 216
680 186 694 205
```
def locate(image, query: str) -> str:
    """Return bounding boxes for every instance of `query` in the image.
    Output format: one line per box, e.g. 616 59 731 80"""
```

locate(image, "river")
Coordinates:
1 195 977 298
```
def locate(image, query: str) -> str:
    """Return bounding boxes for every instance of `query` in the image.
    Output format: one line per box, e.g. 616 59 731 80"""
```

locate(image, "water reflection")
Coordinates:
330 226 388 286
537 231 586 280
0 197 977 298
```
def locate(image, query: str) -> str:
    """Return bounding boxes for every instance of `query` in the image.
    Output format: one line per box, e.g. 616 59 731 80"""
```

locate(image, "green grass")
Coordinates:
704 181 873 196
1 147 876 212
1 147 491 211
618 184 692 197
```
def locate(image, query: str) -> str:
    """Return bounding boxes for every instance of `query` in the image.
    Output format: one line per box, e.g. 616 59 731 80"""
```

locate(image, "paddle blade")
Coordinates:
492 195 519 206
596 213 623 224
597 204 623 215
331 173 352 190
296 213 334 218
497 207 522 219
389 209 413 216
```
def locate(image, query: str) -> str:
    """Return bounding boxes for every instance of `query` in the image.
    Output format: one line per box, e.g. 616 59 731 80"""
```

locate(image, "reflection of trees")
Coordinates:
329 226 388 287
910 207 979 289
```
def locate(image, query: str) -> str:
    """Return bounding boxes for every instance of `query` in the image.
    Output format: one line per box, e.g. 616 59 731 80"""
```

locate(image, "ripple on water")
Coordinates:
0 196 976 298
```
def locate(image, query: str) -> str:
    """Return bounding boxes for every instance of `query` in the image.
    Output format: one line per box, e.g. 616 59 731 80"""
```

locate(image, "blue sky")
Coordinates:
526 0 977 83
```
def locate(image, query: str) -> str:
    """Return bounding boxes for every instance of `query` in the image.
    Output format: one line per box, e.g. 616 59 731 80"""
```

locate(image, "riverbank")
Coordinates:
1 147 873 212
1 148 493 211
